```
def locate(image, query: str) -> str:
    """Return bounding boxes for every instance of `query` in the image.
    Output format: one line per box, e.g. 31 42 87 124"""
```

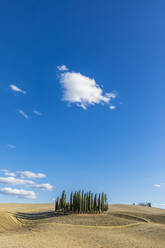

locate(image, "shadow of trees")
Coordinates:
15 211 68 220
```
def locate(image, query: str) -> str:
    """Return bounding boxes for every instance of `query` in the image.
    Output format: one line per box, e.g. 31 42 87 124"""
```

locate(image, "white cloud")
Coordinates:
18 171 46 179
0 176 52 192
7 144 16 149
29 183 53 191
0 187 36 199
1 169 9 174
0 169 53 199
0 176 35 186
59 71 116 109
10 84 26 94
1 169 8 172
57 65 68 71
109 105 116 110
1 170 16 177
18 110 29 119
33 110 43 116
153 184 161 188
4 171 16 177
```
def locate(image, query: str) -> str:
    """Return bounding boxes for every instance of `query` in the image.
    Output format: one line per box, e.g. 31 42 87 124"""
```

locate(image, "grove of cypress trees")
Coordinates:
54 190 108 213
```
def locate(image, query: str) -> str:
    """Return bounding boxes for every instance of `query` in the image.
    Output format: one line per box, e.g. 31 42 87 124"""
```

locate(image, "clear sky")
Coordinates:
0 0 165 207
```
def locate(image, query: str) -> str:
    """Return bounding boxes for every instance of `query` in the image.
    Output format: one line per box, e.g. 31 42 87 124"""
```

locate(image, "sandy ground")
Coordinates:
0 203 165 248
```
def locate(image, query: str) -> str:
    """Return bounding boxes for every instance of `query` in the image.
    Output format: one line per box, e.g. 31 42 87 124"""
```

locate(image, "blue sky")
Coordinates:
0 0 165 207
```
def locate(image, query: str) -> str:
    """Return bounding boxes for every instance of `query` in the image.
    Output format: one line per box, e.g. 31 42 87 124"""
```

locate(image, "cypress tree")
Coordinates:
94 193 97 212
98 193 101 213
73 191 76 212
55 198 58 211
79 191 82 213
60 190 66 211
86 192 89 212
76 191 79 212
77 191 80 213
84 193 87 212
70 192 73 212
55 197 60 211
91 193 94 212
88 192 91 212
82 191 84 213
101 192 104 212
73 191 79 212
104 193 108 211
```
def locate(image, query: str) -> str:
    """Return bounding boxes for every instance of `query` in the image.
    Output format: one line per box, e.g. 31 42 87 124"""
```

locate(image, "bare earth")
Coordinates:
0 203 165 248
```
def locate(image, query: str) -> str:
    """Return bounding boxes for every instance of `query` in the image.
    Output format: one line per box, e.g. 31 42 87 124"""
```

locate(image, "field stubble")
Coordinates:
0 203 165 248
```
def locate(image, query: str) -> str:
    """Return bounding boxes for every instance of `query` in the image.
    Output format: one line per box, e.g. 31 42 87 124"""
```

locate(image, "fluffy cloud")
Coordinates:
33 110 42 116
0 170 53 199
0 176 34 185
57 65 68 71
10 84 26 94
18 110 29 119
153 184 161 188
5 172 16 177
59 70 116 109
0 176 53 191
2 170 16 177
18 171 46 179
29 183 53 191
0 187 36 199
1 169 16 177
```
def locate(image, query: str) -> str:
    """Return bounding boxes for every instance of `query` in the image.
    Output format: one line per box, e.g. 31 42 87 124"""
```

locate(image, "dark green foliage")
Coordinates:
86 192 89 212
60 190 66 210
55 190 108 213
55 197 60 211
84 193 87 212
82 191 84 212
103 193 108 211
98 193 101 213
94 193 97 212
79 191 82 212
147 202 152 207
70 192 73 211
65 202 70 211
101 192 104 212
88 192 91 212
91 193 94 211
